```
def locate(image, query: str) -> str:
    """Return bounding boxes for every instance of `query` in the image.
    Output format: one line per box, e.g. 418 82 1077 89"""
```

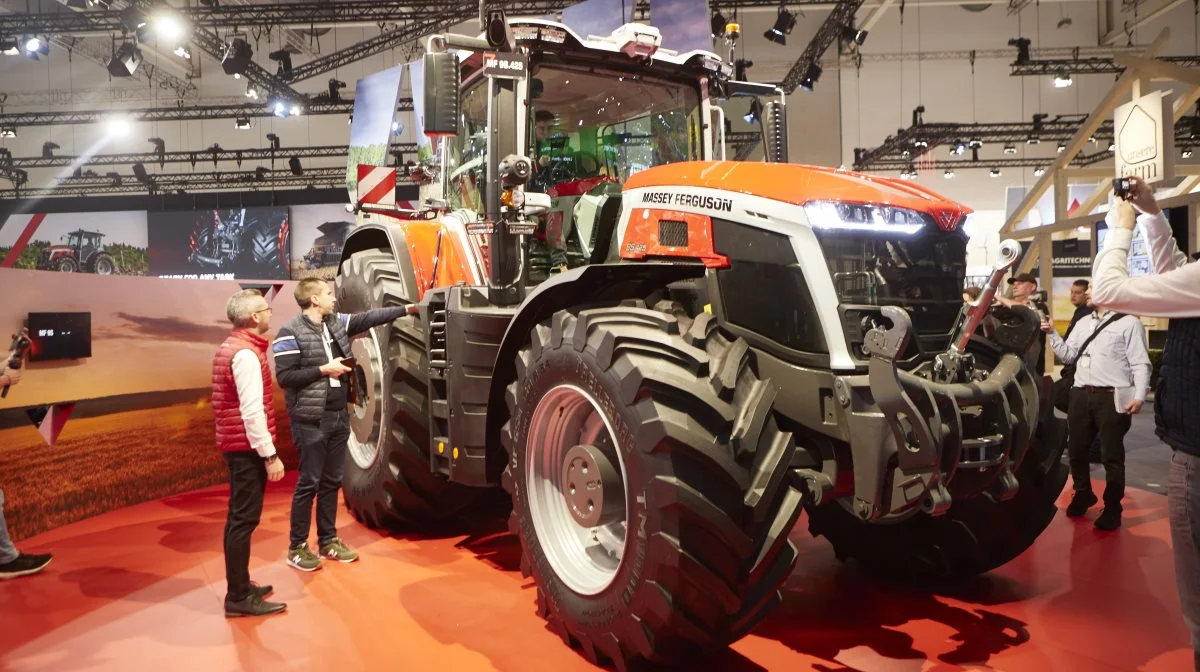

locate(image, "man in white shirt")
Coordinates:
1042 289 1151 530
1090 177 1200 669
211 289 286 617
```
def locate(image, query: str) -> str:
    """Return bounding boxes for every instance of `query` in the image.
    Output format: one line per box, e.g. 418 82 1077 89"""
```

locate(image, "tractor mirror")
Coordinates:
422 51 461 138
760 99 788 164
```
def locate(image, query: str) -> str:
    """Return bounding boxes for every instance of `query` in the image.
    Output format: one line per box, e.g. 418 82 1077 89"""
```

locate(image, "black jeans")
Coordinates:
288 410 350 549
1067 386 1132 509
223 451 266 602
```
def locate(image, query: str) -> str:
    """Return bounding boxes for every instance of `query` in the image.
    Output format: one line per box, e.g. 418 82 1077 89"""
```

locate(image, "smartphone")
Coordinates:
340 357 357 369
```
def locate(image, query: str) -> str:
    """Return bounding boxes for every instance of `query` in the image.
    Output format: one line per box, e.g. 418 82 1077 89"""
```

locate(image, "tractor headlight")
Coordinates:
803 201 928 235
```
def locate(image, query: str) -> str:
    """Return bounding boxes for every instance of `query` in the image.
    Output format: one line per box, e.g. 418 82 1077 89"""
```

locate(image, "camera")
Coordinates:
1113 177 1133 201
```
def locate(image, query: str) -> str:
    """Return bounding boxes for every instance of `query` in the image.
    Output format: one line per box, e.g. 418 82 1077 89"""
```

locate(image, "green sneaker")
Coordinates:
318 538 359 563
286 544 321 572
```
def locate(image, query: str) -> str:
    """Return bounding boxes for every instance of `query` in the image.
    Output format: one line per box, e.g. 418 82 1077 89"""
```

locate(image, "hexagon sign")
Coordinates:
1113 90 1176 185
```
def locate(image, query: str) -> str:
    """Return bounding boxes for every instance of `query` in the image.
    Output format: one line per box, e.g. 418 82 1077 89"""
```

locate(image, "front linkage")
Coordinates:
811 239 1045 522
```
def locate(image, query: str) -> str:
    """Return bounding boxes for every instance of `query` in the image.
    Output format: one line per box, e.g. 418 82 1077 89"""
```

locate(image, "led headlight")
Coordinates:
803 201 929 235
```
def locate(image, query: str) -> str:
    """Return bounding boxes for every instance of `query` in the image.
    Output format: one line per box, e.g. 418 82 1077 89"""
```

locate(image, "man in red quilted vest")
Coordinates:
212 289 287 617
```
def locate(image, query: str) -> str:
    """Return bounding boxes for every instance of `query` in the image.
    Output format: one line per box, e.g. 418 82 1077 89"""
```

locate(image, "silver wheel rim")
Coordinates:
526 384 628 596
96 258 113 274
347 331 383 470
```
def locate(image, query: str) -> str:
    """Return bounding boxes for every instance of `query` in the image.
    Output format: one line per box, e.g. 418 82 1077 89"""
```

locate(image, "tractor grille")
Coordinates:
658 220 689 248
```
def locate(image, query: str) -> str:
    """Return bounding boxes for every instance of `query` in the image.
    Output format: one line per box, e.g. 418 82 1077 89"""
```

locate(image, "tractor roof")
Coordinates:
463 19 733 84
624 161 973 220
68 229 104 235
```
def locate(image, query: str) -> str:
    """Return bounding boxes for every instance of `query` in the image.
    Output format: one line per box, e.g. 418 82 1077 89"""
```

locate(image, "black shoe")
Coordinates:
1066 490 1098 517
224 593 286 618
250 581 273 598
1094 507 1122 531
0 553 52 580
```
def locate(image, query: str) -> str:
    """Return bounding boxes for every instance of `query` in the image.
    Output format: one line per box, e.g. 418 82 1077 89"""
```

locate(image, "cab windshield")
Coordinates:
526 64 703 191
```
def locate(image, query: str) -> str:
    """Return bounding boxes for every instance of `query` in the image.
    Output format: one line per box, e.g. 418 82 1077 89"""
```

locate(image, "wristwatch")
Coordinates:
264 453 279 465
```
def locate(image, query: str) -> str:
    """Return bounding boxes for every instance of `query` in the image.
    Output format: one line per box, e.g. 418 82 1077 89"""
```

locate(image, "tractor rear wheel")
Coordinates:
88 252 115 275
243 218 290 278
806 338 1069 582
335 249 485 529
501 302 803 670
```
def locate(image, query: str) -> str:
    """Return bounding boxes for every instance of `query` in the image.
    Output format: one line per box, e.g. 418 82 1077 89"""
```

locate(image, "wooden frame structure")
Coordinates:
998 26 1200 322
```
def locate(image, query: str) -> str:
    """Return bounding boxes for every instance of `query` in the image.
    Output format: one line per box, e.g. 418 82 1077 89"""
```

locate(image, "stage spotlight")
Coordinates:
235 117 251 130
222 38 252 76
155 15 186 44
798 63 822 91
132 162 153 186
842 26 867 45
328 78 346 102
173 45 191 59
711 11 727 37
0 126 15 138
245 84 259 99
269 49 293 79
744 99 760 124
107 42 142 77
24 36 48 58
119 7 152 43
288 156 302 175
1054 70 1072 88
764 7 796 45
105 116 131 136
42 142 59 158
1 39 18 56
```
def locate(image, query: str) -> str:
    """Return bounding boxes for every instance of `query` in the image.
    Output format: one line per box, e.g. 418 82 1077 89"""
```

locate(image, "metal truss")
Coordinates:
0 165 350 199
286 9 473 83
854 114 1200 170
867 155 1109 172
49 33 199 99
186 26 300 101
0 98 417 127
780 0 865 94
1011 55 1200 77
5 143 414 169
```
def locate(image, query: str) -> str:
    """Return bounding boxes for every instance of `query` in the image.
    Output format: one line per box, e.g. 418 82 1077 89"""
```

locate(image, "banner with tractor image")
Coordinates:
0 211 149 275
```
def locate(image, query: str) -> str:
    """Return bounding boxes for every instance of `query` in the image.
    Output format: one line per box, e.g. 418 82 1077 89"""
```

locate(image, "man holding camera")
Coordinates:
212 289 287 617
274 279 408 572
1090 177 1200 669
998 272 1050 375
1042 287 1151 530
0 365 54 580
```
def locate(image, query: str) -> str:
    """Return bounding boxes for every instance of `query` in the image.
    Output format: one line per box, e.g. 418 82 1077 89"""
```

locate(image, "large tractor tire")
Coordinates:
87 252 116 275
806 337 1069 582
501 301 804 670
243 218 290 278
335 249 485 529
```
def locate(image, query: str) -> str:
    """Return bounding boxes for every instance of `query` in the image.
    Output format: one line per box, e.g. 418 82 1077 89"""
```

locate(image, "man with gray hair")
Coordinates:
211 289 286 617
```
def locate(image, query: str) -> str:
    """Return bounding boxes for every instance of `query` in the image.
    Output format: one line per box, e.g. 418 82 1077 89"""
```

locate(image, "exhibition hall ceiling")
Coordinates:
0 0 1195 206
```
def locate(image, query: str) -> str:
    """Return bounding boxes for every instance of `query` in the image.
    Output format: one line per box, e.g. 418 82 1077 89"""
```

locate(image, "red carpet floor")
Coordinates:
0 474 1193 672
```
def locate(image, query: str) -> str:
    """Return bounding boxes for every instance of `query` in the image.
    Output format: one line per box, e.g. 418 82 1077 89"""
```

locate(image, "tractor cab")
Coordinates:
434 17 785 285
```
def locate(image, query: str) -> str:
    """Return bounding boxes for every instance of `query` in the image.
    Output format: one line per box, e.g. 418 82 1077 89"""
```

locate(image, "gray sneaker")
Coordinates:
319 538 359 563
286 544 322 572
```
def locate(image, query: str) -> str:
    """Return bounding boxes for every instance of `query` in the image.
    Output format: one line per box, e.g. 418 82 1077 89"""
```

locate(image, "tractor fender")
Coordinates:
338 223 421 303
484 261 706 476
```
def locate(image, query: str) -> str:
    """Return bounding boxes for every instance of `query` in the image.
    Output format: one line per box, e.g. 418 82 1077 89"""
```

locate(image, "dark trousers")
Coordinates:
1168 450 1200 670
288 410 350 549
223 451 266 602
1067 386 1132 509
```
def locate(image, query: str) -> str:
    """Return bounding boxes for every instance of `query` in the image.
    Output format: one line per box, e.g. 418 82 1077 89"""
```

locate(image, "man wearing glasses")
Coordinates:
211 289 286 617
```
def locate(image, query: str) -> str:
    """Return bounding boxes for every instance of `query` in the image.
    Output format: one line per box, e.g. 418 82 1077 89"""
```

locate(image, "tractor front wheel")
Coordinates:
501 301 803 669
335 249 485 529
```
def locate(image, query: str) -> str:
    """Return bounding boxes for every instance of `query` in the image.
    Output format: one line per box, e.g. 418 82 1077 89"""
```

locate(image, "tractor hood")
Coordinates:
44 245 71 253
623 161 972 227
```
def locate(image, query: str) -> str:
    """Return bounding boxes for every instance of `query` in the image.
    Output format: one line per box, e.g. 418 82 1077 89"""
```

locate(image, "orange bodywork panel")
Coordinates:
619 208 729 268
624 161 973 226
377 213 480 297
